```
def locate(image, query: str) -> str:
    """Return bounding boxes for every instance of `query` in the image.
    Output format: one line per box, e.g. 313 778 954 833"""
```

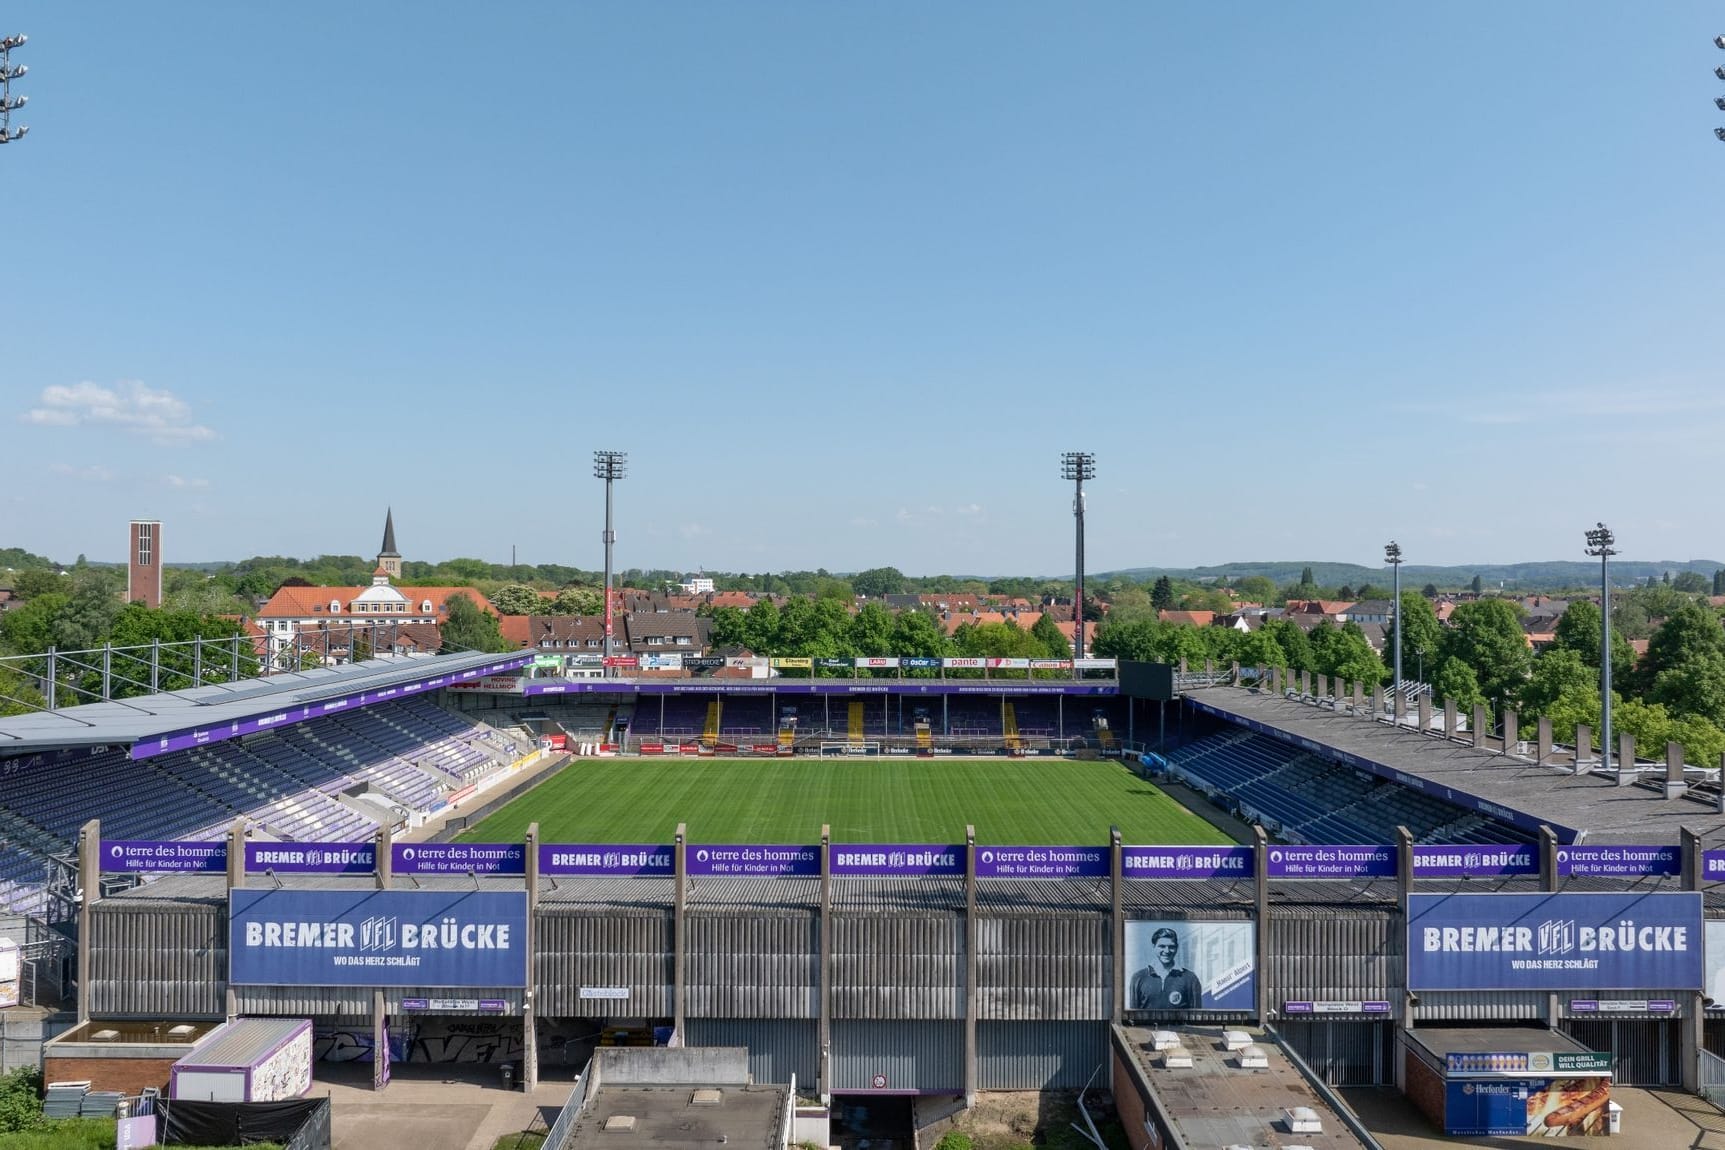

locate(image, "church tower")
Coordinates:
377 508 402 579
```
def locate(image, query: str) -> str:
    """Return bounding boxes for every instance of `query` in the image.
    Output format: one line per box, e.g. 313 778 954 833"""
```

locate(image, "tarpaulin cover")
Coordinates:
160 1097 330 1149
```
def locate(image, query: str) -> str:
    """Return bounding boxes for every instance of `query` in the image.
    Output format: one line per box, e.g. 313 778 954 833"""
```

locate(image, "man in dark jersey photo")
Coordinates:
1129 927 1204 1010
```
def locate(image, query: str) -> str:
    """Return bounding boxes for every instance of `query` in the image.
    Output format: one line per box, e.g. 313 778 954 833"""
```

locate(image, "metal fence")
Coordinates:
543 1059 592 1150
1700 1048 1725 1109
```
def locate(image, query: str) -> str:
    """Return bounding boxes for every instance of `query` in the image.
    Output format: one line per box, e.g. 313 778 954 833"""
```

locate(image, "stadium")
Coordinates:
3 642 1725 1144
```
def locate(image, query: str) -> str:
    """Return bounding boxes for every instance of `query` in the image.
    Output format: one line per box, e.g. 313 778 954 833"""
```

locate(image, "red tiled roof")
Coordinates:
258 584 495 619
1158 610 1216 627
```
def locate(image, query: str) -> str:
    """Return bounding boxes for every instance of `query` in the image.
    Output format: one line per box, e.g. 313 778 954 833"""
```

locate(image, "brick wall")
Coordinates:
44 1055 176 1096
1402 1048 1445 1131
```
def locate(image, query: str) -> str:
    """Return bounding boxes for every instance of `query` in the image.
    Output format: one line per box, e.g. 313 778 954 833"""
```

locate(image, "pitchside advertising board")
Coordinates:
1406 892 1703 991
229 889 528 988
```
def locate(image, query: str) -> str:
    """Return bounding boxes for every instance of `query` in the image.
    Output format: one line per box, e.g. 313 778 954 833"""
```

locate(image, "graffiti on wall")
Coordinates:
314 1019 596 1065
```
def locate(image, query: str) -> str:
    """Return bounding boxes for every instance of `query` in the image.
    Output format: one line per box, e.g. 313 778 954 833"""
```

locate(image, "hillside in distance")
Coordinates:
1099 559 1725 591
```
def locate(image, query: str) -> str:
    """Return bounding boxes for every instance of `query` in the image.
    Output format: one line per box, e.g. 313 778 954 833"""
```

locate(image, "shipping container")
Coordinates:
170 1018 313 1103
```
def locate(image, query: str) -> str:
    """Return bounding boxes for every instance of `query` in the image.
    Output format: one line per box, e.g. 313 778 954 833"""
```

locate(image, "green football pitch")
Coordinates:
456 758 1233 846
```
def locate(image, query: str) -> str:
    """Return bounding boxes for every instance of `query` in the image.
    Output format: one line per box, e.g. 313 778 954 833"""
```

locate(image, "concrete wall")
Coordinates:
597 1045 751 1085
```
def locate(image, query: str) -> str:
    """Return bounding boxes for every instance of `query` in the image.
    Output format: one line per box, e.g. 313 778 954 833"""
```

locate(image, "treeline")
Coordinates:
703 599 1073 663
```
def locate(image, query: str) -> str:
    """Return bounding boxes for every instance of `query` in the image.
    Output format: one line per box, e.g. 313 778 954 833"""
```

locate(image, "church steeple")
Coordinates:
377 508 402 579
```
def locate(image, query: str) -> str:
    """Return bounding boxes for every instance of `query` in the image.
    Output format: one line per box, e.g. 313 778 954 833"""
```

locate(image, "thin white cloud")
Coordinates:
678 523 711 540
23 381 217 445
163 474 210 489
955 503 984 518
50 463 114 482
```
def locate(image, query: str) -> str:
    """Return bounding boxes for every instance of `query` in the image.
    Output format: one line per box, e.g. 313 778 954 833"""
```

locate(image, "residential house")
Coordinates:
1340 600 1394 626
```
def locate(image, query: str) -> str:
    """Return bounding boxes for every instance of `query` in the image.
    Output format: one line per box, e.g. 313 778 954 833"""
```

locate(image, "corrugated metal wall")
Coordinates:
1269 911 1398 1007
976 916 1109 1021
1413 991 1546 1022
682 1018 818 1087
686 915 817 1018
233 985 371 1016
976 1021 1107 1090
1561 1019 1680 1086
88 901 224 1017
536 911 672 1018
832 915 963 1020
1272 1020 1395 1085
831 1019 964 1094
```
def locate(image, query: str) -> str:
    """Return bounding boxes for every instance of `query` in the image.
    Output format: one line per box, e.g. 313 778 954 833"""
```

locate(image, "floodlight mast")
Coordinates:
594 451 628 672
0 34 28 145
1385 542 1403 724
1585 523 1618 775
1060 452 1096 661
1716 35 1725 141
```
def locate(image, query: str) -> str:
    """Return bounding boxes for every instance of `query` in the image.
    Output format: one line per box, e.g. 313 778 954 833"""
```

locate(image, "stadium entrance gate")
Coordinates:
1272 1019 1396 1086
1562 1018 1681 1087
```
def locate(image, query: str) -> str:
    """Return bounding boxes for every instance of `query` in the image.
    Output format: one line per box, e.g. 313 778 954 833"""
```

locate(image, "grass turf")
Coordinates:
457 758 1231 846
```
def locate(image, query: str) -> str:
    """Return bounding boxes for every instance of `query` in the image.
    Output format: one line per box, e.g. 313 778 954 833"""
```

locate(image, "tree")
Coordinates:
1150 576 1174 612
1549 600 1635 671
1300 567 1315 586
1715 569 1725 597
1421 583 1440 599
1308 620 1385 686
1337 585 1354 600
1261 618 1314 672
549 586 603 616
1635 602 1725 708
1432 656 1487 715
741 599 782 654
1470 575 1483 594
490 584 544 616
851 567 906 598
706 606 748 650
1518 648 1594 716
1663 570 1672 586
11 569 61 600
1029 611 1070 658
440 593 511 653
1391 591 1442 682
890 609 950 659
1235 575 1276 604
1673 570 1709 595
1439 599 1531 708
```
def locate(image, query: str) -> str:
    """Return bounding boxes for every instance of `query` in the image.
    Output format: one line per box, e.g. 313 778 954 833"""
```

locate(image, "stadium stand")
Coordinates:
0 698 530 912
1162 729 1536 847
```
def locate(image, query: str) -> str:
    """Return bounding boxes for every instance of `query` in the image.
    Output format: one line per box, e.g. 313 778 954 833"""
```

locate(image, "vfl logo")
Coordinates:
305 848 324 869
360 916 398 952
1538 919 1576 956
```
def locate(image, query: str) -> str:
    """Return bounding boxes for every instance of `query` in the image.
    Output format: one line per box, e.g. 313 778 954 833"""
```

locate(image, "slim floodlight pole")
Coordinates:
1585 523 1617 773
594 451 628 674
1061 452 1096 661
0 34 29 145
1385 542 1403 724
1716 35 1725 140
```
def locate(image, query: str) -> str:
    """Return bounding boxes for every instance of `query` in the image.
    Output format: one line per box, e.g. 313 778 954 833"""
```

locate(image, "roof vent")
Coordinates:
1221 1030 1253 1051
691 1089 723 1106
1236 1045 1269 1070
603 1116 637 1132
1158 1046 1193 1069
1149 1029 1181 1051
1283 1107 1323 1134
167 1024 197 1038
90 1029 119 1041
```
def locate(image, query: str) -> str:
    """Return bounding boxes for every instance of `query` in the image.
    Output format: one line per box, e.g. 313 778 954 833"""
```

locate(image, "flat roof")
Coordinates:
567 1084 786 1150
1121 1024 1368 1150
0 650 531 755
1185 687 1725 845
1403 1027 1593 1061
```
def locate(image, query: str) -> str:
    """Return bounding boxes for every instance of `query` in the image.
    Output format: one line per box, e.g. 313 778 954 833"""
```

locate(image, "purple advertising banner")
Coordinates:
829 844 965 877
1704 850 1725 882
1555 845 1679 878
687 845 819 877
1412 845 1539 879
130 655 535 761
539 844 674 877
101 839 226 873
1266 844 1396 880
976 845 1108 879
246 842 376 874
1570 998 1676 1014
525 680 1118 697
392 843 527 876
1122 846 1253 880
1283 1000 1392 1015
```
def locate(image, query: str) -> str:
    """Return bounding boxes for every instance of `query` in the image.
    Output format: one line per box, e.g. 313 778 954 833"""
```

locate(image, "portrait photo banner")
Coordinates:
1124 920 1256 1012
1407 892 1703 991
229 888 529 987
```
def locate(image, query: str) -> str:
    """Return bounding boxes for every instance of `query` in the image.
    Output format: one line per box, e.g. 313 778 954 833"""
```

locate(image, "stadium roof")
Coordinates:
0 650 532 757
1185 686 1725 846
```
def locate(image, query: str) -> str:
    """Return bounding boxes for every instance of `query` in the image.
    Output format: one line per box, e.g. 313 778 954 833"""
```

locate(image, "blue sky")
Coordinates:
6 4 1724 575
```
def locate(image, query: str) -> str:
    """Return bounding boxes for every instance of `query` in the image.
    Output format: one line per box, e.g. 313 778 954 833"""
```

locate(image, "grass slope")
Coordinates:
457 759 1229 846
